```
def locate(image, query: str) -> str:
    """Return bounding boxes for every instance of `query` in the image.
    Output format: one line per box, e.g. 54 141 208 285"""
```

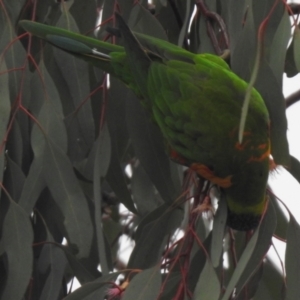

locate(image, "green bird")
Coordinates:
19 13 270 231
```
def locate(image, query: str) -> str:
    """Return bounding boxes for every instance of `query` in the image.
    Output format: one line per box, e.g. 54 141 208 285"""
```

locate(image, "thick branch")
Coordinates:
288 3 300 15
286 89 300 108
195 0 229 55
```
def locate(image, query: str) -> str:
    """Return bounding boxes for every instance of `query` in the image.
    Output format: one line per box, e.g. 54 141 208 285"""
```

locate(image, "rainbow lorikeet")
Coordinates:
20 13 270 231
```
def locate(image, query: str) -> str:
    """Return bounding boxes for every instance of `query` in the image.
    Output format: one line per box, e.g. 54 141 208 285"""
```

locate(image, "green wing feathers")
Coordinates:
20 15 270 231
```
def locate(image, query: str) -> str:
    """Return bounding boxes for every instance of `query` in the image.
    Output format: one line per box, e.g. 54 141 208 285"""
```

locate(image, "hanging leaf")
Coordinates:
0 60 11 183
285 216 300 300
193 260 221 300
122 267 161 300
0 200 33 300
211 196 227 268
93 124 111 275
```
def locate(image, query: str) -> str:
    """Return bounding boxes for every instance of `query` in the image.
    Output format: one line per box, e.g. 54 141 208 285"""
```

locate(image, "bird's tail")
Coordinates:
19 20 121 76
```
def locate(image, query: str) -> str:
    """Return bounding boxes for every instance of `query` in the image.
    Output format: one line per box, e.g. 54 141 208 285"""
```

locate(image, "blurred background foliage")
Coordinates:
0 0 300 299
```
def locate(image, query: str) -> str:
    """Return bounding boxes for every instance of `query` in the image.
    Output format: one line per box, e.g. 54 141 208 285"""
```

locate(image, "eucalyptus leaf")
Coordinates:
193 260 220 300
211 196 227 268
285 155 300 184
122 267 161 300
0 60 11 183
128 204 183 269
0 200 33 300
285 216 300 300
93 124 111 275
63 273 119 300
38 245 68 300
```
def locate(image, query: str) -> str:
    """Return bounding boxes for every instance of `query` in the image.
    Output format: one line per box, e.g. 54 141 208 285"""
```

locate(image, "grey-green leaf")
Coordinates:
122 267 162 300
285 216 300 300
0 200 33 300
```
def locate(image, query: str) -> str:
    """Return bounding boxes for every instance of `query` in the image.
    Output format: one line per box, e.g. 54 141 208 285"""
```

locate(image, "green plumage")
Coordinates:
20 15 270 231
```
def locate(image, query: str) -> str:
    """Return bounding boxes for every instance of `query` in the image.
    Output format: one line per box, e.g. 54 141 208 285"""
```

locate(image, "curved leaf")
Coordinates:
93 124 111 275
123 267 161 300
38 245 68 300
285 155 300 184
222 200 276 300
63 273 119 300
128 4 167 40
285 215 300 300
0 200 33 300
128 204 183 269
126 93 179 204
0 59 11 181
31 101 93 258
193 260 221 300
293 26 300 73
211 196 227 268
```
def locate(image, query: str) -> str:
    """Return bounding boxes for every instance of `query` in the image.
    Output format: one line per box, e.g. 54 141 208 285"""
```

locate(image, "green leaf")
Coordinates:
254 258 285 300
269 9 291 87
25 62 63 189
220 0 247 52
128 5 167 40
221 231 259 300
193 260 220 300
155 3 181 45
5 1 27 25
270 191 288 240
69 0 98 33
38 245 68 300
106 145 137 213
43 140 93 258
159 272 181 299
4 155 26 201
0 200 33 300
102 217 122 259
59 245 99 284
188 233 212 293
93 124 111 275
198 0 217 54
285 26 300 77
30 100 93 258
0 60 11 183
236 264 263 300
126 93 179 204
231 3 256 81
29 61 63 117
255 63 289 165
53 13 95 161
128 204 183 269
107 78 131 159
211 196 227 268
159 0 168 6
235 200 276 295
63 273 119 300
132 163 163 216
6 120 23 168
285 155 300 184
105 78 137 213
285 216 300 300
293 26 300 73
222 201 276 300
3 39 27 104
122 267 162 300
18 156 46 214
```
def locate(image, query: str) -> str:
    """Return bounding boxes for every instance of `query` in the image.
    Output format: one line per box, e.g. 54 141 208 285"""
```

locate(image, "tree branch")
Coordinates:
195 0 229 55
286 89 300 108
288 3 300 15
